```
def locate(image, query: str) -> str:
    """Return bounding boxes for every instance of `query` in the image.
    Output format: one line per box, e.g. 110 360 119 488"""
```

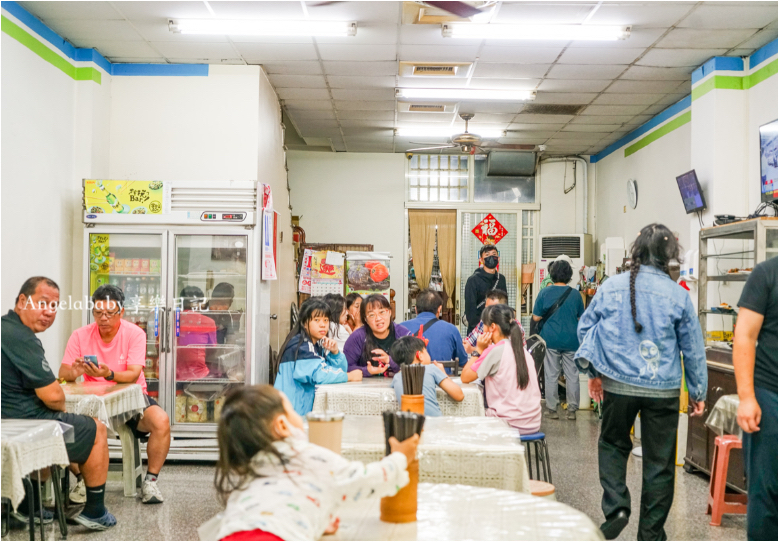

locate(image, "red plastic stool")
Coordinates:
706 435 747 526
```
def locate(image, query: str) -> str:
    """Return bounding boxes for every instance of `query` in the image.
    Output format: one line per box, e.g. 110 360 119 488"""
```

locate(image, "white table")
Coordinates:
62 382 148 497
313 379 484 417
322 483 603 541
338 416 530 494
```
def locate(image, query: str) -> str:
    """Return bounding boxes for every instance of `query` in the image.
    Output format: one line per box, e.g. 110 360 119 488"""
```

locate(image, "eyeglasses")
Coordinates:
365 309 390 321
93 309 121 319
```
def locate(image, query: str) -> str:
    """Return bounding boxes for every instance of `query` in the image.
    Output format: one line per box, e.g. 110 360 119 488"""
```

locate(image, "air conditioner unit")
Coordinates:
538 234 593 287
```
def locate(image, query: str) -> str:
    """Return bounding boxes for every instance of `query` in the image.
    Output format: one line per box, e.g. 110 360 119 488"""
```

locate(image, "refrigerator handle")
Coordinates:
165 307 172 353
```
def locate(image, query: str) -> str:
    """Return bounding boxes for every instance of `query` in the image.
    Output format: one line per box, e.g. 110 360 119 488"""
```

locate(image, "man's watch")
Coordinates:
107 370 115 381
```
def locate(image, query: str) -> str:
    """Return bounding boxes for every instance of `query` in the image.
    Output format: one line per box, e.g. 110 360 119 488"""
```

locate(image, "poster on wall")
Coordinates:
261 210 277 280
310 251 345 296
345 252 391 299
760 119 778 200
298 249 313 294
84 180 166 214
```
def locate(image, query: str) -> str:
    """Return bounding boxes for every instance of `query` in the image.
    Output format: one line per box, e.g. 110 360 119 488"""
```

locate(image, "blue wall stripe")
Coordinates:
2 1 207 77
691 56 744 84
749 38 778 70
591 95 692 164
111 63 209 76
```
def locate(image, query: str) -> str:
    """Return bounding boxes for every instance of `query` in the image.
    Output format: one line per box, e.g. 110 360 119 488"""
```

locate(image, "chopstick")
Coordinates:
382 411 426 456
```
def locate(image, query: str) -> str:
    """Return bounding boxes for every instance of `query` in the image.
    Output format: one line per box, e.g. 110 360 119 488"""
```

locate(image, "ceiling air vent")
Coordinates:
520 104 586 116
413 65 457 76
409 104 447 112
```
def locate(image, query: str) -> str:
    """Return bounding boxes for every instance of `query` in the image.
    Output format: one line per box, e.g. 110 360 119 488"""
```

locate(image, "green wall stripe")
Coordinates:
1 15 101 84
692 59 777 101
624 111 691 157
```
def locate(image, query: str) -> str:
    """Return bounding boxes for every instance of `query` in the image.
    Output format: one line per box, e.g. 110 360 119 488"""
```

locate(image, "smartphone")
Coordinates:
83 355 98 366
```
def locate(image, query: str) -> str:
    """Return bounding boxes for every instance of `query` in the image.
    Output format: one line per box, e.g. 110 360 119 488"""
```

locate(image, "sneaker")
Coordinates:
141 479 164 504
73 510 117 531
567 410 577 420
545 408 559 419
11 507 54 525
69 479 86 504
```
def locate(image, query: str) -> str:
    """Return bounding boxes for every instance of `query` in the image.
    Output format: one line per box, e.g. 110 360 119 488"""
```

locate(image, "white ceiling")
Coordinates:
18 1 779 155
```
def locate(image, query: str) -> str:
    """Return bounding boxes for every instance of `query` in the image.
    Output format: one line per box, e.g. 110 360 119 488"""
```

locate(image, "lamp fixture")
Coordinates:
442 23 631 41
168 19 357 37
395 88 535 101
395 126 506 139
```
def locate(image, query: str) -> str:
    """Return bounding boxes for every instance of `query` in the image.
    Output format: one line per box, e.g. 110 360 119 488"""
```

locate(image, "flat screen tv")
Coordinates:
759 119 778 202
676 169 707 214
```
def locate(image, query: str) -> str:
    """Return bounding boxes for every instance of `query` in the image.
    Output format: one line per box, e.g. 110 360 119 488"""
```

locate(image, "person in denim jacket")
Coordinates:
575 224 707 541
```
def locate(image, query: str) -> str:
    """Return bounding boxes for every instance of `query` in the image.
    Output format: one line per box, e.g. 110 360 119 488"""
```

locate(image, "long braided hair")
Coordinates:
628 224 683 333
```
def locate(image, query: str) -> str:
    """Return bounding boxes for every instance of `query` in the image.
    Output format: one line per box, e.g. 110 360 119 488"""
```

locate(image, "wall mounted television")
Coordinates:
676 169 707 214
760 119 778 202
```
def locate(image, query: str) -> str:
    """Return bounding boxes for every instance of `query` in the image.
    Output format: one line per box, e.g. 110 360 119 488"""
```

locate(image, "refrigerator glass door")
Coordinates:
87 232 166 399
172 234 248 426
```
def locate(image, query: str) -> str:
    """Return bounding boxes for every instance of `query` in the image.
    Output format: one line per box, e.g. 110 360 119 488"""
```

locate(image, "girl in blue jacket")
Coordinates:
273 298 358 416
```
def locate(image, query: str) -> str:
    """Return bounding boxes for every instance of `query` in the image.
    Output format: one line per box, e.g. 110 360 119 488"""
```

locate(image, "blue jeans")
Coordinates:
743 386 777 541
544 349 579 410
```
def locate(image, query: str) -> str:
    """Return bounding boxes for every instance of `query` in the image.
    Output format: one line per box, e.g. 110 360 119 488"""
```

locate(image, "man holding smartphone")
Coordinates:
59 284 170 505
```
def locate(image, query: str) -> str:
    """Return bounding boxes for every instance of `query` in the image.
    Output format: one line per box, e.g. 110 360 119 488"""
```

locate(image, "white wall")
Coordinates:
287 151 407 298
538 160 592 237
593 122 693 259
1 26 111 370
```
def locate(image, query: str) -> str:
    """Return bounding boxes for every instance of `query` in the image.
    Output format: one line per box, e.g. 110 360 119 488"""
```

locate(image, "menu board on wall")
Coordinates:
345 252 391 299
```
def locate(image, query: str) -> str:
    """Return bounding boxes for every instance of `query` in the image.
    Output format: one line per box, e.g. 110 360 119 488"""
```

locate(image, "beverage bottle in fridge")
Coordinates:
139 277 148 306
125 278 137 307
138 312 148 334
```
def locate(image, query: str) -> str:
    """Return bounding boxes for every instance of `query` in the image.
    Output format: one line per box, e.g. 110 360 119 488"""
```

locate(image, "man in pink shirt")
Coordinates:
59 285 170 505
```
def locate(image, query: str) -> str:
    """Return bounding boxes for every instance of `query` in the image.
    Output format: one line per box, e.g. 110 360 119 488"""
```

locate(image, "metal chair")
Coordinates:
526 334 547 397
520 432 553 484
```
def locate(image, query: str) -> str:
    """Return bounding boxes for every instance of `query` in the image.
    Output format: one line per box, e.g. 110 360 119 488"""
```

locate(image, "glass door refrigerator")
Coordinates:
82 180 270 459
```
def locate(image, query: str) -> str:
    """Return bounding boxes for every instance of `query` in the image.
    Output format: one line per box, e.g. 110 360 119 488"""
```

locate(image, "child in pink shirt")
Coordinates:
460 304 541 434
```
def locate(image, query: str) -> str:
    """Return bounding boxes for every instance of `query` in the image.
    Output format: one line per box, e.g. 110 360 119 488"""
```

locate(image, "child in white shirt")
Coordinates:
200 385 418 541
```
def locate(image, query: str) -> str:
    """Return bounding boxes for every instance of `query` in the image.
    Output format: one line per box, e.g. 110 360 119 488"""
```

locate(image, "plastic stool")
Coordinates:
520 432 552 484
529 480 557 501
706 435 747 526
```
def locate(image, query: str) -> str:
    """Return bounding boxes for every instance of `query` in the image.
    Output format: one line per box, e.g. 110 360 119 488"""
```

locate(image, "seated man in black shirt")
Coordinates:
1 277 116 531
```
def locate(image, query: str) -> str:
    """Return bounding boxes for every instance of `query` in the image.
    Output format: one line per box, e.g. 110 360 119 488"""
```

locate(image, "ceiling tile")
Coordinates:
588 3 695 27
153 41 240 59
562 124 625 132
727 49 757 57
307 0 401 23
267 74 327 88
537 79 612 92
655 28 760 49
642 104 670 116
318 43 397 61
336 110 395 120
286 109 336 121
547 64 628 80
465 113 520 123
400 24 482 46
323 61 397 76
636 48 728 67
283 100 333 110
109 56 165 63
593 93 663 105
621 66 693 81
205 1 305 19
567 28 667 49
41 19 142 44
478 46 564 63
655 92 691 105
678 5 778 29
512 113 575 124
262 61 323 75
341 126 395 136
315 25 398 45
20 1 122 20
129 21 230 43
399 44 480 62
277 88 332 101
458 101 525 114
234 43 318 61
396 112 453 123
468 78 542 90
510 123 569 131
327 75 395 89
471 63 551 79
734 28 779 51
335 101 396 111
624 114 655 126
396 77 483 89
495 2 594 23
581 105 649 116
534 93 598 105
557 47 645 65
331 89 396 101
500 135 554 143
90 40 159 58
570 115 636 125
607 80 683 93
551 133 608 143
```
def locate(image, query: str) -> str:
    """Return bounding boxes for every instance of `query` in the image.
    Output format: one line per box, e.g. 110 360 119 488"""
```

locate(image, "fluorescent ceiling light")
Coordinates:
395 126 505 138
169 19 357 36
396 88 535 101
442 23 631 41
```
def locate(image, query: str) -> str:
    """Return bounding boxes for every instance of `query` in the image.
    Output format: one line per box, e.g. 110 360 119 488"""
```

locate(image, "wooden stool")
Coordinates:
529 480 556 501
707 435 747 526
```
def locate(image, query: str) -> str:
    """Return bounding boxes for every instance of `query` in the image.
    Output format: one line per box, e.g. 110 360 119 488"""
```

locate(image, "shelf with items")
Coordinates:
706 274 750 282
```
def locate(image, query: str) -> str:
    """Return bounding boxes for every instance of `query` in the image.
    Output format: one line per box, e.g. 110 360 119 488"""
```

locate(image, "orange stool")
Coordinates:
706 435 747 526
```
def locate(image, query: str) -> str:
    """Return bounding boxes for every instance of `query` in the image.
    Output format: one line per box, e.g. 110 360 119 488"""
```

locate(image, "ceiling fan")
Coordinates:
310 1 486 19
406 113 536 155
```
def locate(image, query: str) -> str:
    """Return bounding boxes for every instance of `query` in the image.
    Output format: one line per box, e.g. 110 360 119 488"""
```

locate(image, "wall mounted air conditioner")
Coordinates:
538 234 593 287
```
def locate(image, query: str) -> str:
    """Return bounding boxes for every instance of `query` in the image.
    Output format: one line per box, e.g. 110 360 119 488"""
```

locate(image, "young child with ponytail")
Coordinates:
460 304 542 434
574 223 707 541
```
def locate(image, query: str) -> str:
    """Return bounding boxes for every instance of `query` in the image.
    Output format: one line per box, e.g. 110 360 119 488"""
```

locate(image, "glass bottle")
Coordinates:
95 180 124 213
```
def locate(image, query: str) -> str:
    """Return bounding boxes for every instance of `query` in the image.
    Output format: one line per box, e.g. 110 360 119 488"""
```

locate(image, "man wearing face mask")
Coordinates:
464 245 507 334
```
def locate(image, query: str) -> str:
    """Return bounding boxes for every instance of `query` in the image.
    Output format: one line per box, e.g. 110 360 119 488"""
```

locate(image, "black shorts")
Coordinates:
125 395 158 439
53 412 98 465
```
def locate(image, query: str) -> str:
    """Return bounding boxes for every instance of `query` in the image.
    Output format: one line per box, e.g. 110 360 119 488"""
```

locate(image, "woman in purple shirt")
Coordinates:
343 294 412 378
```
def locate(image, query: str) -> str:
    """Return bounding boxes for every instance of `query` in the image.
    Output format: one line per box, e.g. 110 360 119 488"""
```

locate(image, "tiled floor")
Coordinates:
3 410 747 541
